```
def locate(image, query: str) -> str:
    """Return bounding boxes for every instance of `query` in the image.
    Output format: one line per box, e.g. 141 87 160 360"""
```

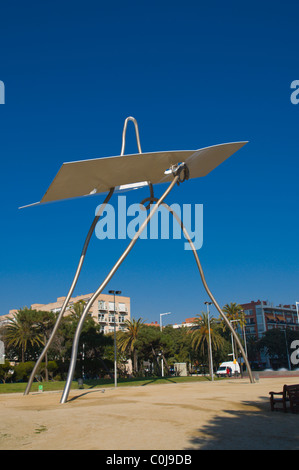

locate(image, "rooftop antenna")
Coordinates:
22 116 253 402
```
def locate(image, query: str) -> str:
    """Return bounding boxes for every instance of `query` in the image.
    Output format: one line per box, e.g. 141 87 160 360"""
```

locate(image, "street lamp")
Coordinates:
230 319 248 356
159 312 171 377
160 312 171 332
204 301 213 381
230 318 249 376
109 289 122 387
229 319 238 361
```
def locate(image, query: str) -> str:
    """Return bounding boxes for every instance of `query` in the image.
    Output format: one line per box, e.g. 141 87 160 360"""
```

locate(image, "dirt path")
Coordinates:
0 377 298 450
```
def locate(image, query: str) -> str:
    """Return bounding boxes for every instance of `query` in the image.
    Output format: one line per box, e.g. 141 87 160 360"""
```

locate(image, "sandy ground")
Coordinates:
0 377 299 450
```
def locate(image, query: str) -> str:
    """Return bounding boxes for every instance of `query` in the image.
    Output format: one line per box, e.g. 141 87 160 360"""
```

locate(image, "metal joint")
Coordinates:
172 162 189 185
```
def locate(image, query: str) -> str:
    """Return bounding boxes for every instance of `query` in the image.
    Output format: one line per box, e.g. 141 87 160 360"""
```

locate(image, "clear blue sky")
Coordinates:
0 0 298 325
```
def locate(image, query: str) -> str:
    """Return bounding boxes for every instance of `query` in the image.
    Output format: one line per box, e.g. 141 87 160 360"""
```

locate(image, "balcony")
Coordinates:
98 302 108 311
118 305 128 312
98 315 107 323
108 315 126 324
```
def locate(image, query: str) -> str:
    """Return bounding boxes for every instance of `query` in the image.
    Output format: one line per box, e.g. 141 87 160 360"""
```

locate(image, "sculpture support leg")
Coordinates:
161 202 254 383
60 175 180 403
24 188 115 395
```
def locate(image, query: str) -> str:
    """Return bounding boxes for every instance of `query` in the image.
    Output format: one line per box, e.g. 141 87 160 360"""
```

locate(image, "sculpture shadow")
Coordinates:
185 397 299 450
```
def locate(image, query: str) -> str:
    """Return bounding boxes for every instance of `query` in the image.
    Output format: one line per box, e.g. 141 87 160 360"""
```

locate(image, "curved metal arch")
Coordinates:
159 201 254 384
60 174 180 403
121 116 142 155
24 188 115 395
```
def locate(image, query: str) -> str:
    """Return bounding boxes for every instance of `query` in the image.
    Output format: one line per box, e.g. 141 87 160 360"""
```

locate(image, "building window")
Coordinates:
98 300 106 310
256 307 266 336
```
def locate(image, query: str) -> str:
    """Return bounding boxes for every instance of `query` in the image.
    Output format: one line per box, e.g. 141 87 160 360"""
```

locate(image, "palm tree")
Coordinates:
33 310 56 381
222 302 246 363
222 302 246 328
191 313 224 376
117 318 144 375
69 300 87 321
5 308 44 362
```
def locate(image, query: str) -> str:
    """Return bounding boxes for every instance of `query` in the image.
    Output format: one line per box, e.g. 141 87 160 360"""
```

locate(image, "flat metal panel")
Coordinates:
22 142 247 206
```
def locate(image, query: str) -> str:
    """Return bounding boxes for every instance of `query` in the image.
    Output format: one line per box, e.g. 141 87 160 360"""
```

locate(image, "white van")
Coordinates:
216 361 240 377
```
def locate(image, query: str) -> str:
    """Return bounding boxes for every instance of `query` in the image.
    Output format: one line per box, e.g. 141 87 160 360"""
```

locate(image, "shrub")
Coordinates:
13 361 35 382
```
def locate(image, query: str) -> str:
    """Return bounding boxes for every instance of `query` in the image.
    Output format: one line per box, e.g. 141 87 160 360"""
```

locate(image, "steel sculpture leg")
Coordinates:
160 201 254 383
24 188 115 395
60 174 180 403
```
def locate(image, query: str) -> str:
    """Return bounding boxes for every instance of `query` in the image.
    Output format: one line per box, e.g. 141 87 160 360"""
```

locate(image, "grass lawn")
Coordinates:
0 375 221 394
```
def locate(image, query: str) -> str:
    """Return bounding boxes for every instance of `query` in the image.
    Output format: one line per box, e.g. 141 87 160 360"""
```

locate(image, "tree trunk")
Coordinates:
99 358 114 379
133 350 138 376
151 346 161 375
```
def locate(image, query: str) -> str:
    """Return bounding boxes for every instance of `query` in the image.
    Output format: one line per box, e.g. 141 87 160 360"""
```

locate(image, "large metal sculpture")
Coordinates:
23 116 254 403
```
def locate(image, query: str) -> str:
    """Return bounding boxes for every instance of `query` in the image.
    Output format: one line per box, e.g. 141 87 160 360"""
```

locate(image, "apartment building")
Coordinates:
241 300 299 339
172 317 197 329
3 292 131 335
167 301 299 339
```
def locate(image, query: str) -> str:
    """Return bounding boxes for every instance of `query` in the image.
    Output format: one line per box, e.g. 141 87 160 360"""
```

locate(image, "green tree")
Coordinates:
222 302 246 363
134 325 165 375
117 318 144 375
162 326 193 365
0 360 13 383
258 328 299 369
58 301 97 363
4 308 44 362
191 313 224 375
32 310 56 381
222 302 245 325
13 361 35 382
69 299 87 321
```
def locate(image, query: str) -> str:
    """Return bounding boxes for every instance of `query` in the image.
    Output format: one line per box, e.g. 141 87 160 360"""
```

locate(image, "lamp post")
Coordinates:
109 289 122 387
230 318 249 375
229 319 241 363
159 312 171 377
160 312 171 332
204 301 213 381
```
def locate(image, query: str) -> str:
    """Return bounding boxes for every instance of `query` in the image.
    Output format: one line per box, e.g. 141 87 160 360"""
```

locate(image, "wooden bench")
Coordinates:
286 384 299 413
269 384 299 413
